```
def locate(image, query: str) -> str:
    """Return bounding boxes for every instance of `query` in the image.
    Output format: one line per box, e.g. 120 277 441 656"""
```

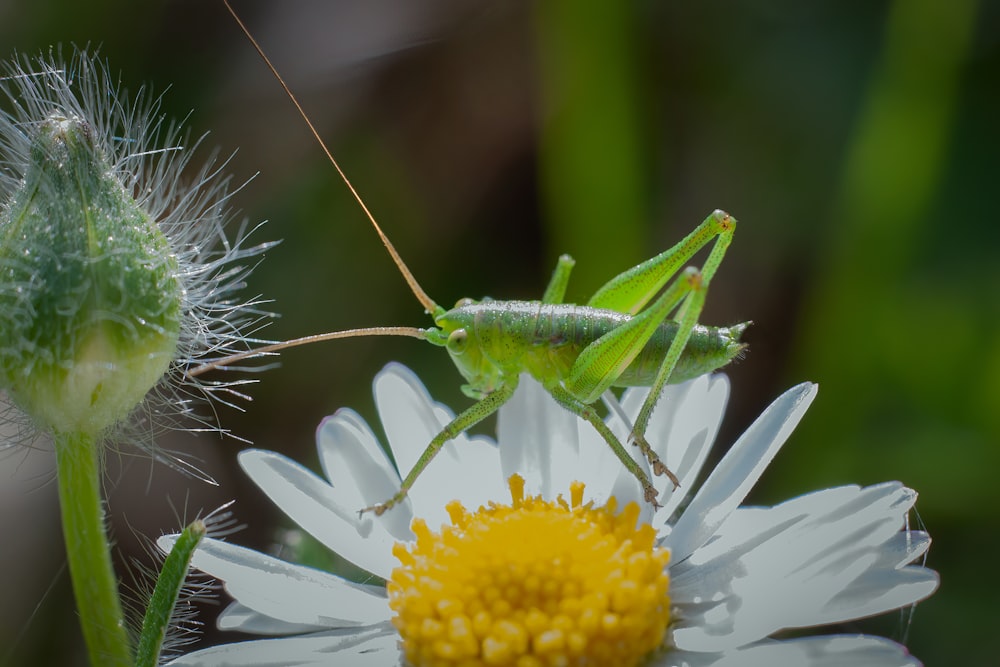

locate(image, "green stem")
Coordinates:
55 430 133 667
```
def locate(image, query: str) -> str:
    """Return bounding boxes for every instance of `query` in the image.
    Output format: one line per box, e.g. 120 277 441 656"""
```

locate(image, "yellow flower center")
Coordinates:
388 475 672 667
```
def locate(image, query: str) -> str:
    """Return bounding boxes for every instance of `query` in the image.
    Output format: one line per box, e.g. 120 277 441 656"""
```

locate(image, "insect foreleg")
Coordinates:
545 383 661 506
363 379 519 516
541 254 576 305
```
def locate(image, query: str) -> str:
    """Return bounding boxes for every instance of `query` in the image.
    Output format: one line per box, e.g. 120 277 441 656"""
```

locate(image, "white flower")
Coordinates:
160 363 938 666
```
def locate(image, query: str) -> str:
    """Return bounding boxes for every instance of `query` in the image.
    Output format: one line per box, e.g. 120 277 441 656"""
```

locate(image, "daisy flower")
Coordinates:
161 363 938 666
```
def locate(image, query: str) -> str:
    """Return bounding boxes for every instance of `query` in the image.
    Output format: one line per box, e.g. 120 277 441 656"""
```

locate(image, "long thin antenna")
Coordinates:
222 0 439 315
188 326 428 377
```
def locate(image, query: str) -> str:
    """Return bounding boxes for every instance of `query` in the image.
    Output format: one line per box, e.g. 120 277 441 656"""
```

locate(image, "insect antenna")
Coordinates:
187 326 430 377
221 0 439 316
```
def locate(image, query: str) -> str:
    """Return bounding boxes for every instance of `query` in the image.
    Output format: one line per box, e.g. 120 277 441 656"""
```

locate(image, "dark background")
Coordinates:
0 1 995 665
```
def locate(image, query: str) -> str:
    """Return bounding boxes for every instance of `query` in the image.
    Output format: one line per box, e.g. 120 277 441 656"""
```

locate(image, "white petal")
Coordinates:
639 374 730 517
314 408 415 539
871 530 931 569
499 374 584 497
662 635 923 667
816 530 938 624
217 602 326 635
238 449 398 580
374 362 450 478
670 484 929 650
314 408 398 507
313 407 416 538
374 362 505 526
158 536 391 627
665 382 818 564
165 627 400 666
577 392 647 506
817 565 939 625
496 374 728 510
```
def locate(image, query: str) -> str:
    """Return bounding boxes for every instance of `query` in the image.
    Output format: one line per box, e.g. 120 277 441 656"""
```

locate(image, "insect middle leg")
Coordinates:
558 266 700 487
545 382 660 507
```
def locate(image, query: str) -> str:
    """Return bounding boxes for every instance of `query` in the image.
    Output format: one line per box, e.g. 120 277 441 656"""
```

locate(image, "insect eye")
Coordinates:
454 297 475 308
447 329 468 354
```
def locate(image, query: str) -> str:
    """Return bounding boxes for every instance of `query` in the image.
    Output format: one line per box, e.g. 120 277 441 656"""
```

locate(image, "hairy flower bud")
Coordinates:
0 48 273 448
0 113 183 434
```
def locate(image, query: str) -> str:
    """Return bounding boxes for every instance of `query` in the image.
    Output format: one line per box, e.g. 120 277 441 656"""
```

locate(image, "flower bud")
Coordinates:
0 113 182 434
0 48 273 446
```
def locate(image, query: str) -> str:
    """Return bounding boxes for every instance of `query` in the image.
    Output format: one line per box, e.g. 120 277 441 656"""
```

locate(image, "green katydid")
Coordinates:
199 1 748 515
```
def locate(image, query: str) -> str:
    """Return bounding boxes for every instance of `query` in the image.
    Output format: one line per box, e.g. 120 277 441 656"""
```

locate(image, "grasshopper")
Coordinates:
199 2 748 515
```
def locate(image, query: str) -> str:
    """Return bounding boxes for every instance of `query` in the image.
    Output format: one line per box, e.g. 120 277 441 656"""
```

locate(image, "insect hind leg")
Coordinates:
629 222 730 477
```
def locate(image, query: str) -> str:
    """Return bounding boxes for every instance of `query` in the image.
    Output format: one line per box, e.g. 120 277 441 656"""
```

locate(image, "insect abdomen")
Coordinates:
618 318 748 385
529 304 746 386
448 301 746 386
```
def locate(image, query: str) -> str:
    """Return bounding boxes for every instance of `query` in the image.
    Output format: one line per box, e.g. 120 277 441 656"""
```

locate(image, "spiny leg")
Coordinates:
628 269 705 485
600 389 679 488
565 211 736 488
363 379 518 516
630 213 735 466
546 383 660 507
563 266 701 488
538 246 678 495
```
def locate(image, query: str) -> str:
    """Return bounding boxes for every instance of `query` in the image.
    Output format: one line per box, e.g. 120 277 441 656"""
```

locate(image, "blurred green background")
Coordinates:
0 1 995 665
